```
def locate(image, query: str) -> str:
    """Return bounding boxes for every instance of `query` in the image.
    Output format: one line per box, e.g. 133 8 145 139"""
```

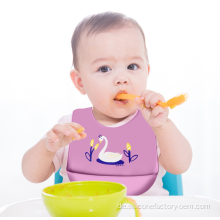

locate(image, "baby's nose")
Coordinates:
115 76 129 85
117 80 128 84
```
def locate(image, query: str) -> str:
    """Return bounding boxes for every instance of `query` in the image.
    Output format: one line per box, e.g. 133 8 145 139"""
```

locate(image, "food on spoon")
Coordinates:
115 94 139 100
159 92 189 109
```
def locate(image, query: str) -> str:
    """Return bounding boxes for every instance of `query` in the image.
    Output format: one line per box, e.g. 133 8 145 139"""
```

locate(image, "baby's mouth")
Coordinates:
113 90 129 105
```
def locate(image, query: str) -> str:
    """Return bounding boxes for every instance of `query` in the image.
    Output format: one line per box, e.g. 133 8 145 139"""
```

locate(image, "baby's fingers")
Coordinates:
150 93 166 108
73 132 87 140
51 124 80 140
63 124 82 140
52 124 71 137
151 105 165 117
68 122 85 131
142 90 156 108
46 130 59 143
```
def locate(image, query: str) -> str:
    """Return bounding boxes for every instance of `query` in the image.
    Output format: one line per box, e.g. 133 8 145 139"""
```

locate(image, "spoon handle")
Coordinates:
115 94 166 107
115 93 189 109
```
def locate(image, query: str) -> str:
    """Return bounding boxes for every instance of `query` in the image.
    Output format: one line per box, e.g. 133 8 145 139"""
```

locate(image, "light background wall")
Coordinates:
0 0 219 207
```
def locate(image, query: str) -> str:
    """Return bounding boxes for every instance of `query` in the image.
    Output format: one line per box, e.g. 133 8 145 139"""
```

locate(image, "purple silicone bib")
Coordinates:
66 107 159 195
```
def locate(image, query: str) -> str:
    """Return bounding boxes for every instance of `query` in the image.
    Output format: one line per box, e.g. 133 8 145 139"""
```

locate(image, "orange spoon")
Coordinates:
115 92 189 109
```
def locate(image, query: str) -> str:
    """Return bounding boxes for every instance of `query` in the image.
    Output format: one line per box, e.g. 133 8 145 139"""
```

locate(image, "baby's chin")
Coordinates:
100 103 137 119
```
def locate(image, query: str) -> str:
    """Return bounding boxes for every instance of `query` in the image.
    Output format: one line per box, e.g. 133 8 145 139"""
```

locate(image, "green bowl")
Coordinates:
42 181 141 217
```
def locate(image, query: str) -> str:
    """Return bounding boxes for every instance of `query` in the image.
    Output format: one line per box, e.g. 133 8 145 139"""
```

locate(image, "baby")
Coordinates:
22 11 192 196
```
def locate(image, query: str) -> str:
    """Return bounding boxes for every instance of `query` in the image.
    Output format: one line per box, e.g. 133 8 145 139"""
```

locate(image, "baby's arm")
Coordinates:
135 90 192 175
154 118 192 174
22 138 57 183
22 122 86 183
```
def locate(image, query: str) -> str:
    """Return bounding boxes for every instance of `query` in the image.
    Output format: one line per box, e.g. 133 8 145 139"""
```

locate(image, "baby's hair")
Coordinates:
71 11 149 71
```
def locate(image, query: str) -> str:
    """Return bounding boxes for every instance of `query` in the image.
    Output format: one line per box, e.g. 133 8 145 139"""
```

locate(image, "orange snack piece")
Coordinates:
76 128 84 133
72 128 84 140
158 92 189 109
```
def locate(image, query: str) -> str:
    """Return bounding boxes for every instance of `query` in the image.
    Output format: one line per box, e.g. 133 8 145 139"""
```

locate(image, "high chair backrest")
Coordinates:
162 171 183 195
55 168 63 185
54 168 183 196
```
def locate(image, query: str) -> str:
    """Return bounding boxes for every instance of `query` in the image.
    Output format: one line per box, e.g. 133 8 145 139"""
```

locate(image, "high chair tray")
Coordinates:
0 196 220 217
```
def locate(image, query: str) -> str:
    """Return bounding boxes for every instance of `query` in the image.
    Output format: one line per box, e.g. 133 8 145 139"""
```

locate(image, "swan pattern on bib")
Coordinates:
85 134 138 167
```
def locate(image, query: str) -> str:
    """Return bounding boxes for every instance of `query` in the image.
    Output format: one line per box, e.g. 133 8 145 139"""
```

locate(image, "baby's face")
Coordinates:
73 27 149 118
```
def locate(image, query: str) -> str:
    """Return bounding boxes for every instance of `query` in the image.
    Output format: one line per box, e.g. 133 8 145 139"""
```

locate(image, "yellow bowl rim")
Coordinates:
42 180 127 200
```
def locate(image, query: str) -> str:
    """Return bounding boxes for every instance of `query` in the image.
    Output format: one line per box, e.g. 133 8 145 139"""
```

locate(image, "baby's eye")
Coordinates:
127 64 138 70
98 66 111 73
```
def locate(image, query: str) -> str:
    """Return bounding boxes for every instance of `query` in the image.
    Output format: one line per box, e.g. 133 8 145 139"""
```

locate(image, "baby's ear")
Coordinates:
70 69 86 95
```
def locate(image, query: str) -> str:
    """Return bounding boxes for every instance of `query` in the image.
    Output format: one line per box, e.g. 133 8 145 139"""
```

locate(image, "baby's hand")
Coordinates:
135 90 169 130
44 123 87 153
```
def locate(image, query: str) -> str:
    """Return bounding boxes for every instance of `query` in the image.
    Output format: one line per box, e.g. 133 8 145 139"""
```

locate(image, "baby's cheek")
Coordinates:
94 95 108 108
89 87 104 102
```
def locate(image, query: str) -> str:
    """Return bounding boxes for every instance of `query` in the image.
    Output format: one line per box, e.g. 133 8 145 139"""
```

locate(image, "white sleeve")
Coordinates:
157 140 161 157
